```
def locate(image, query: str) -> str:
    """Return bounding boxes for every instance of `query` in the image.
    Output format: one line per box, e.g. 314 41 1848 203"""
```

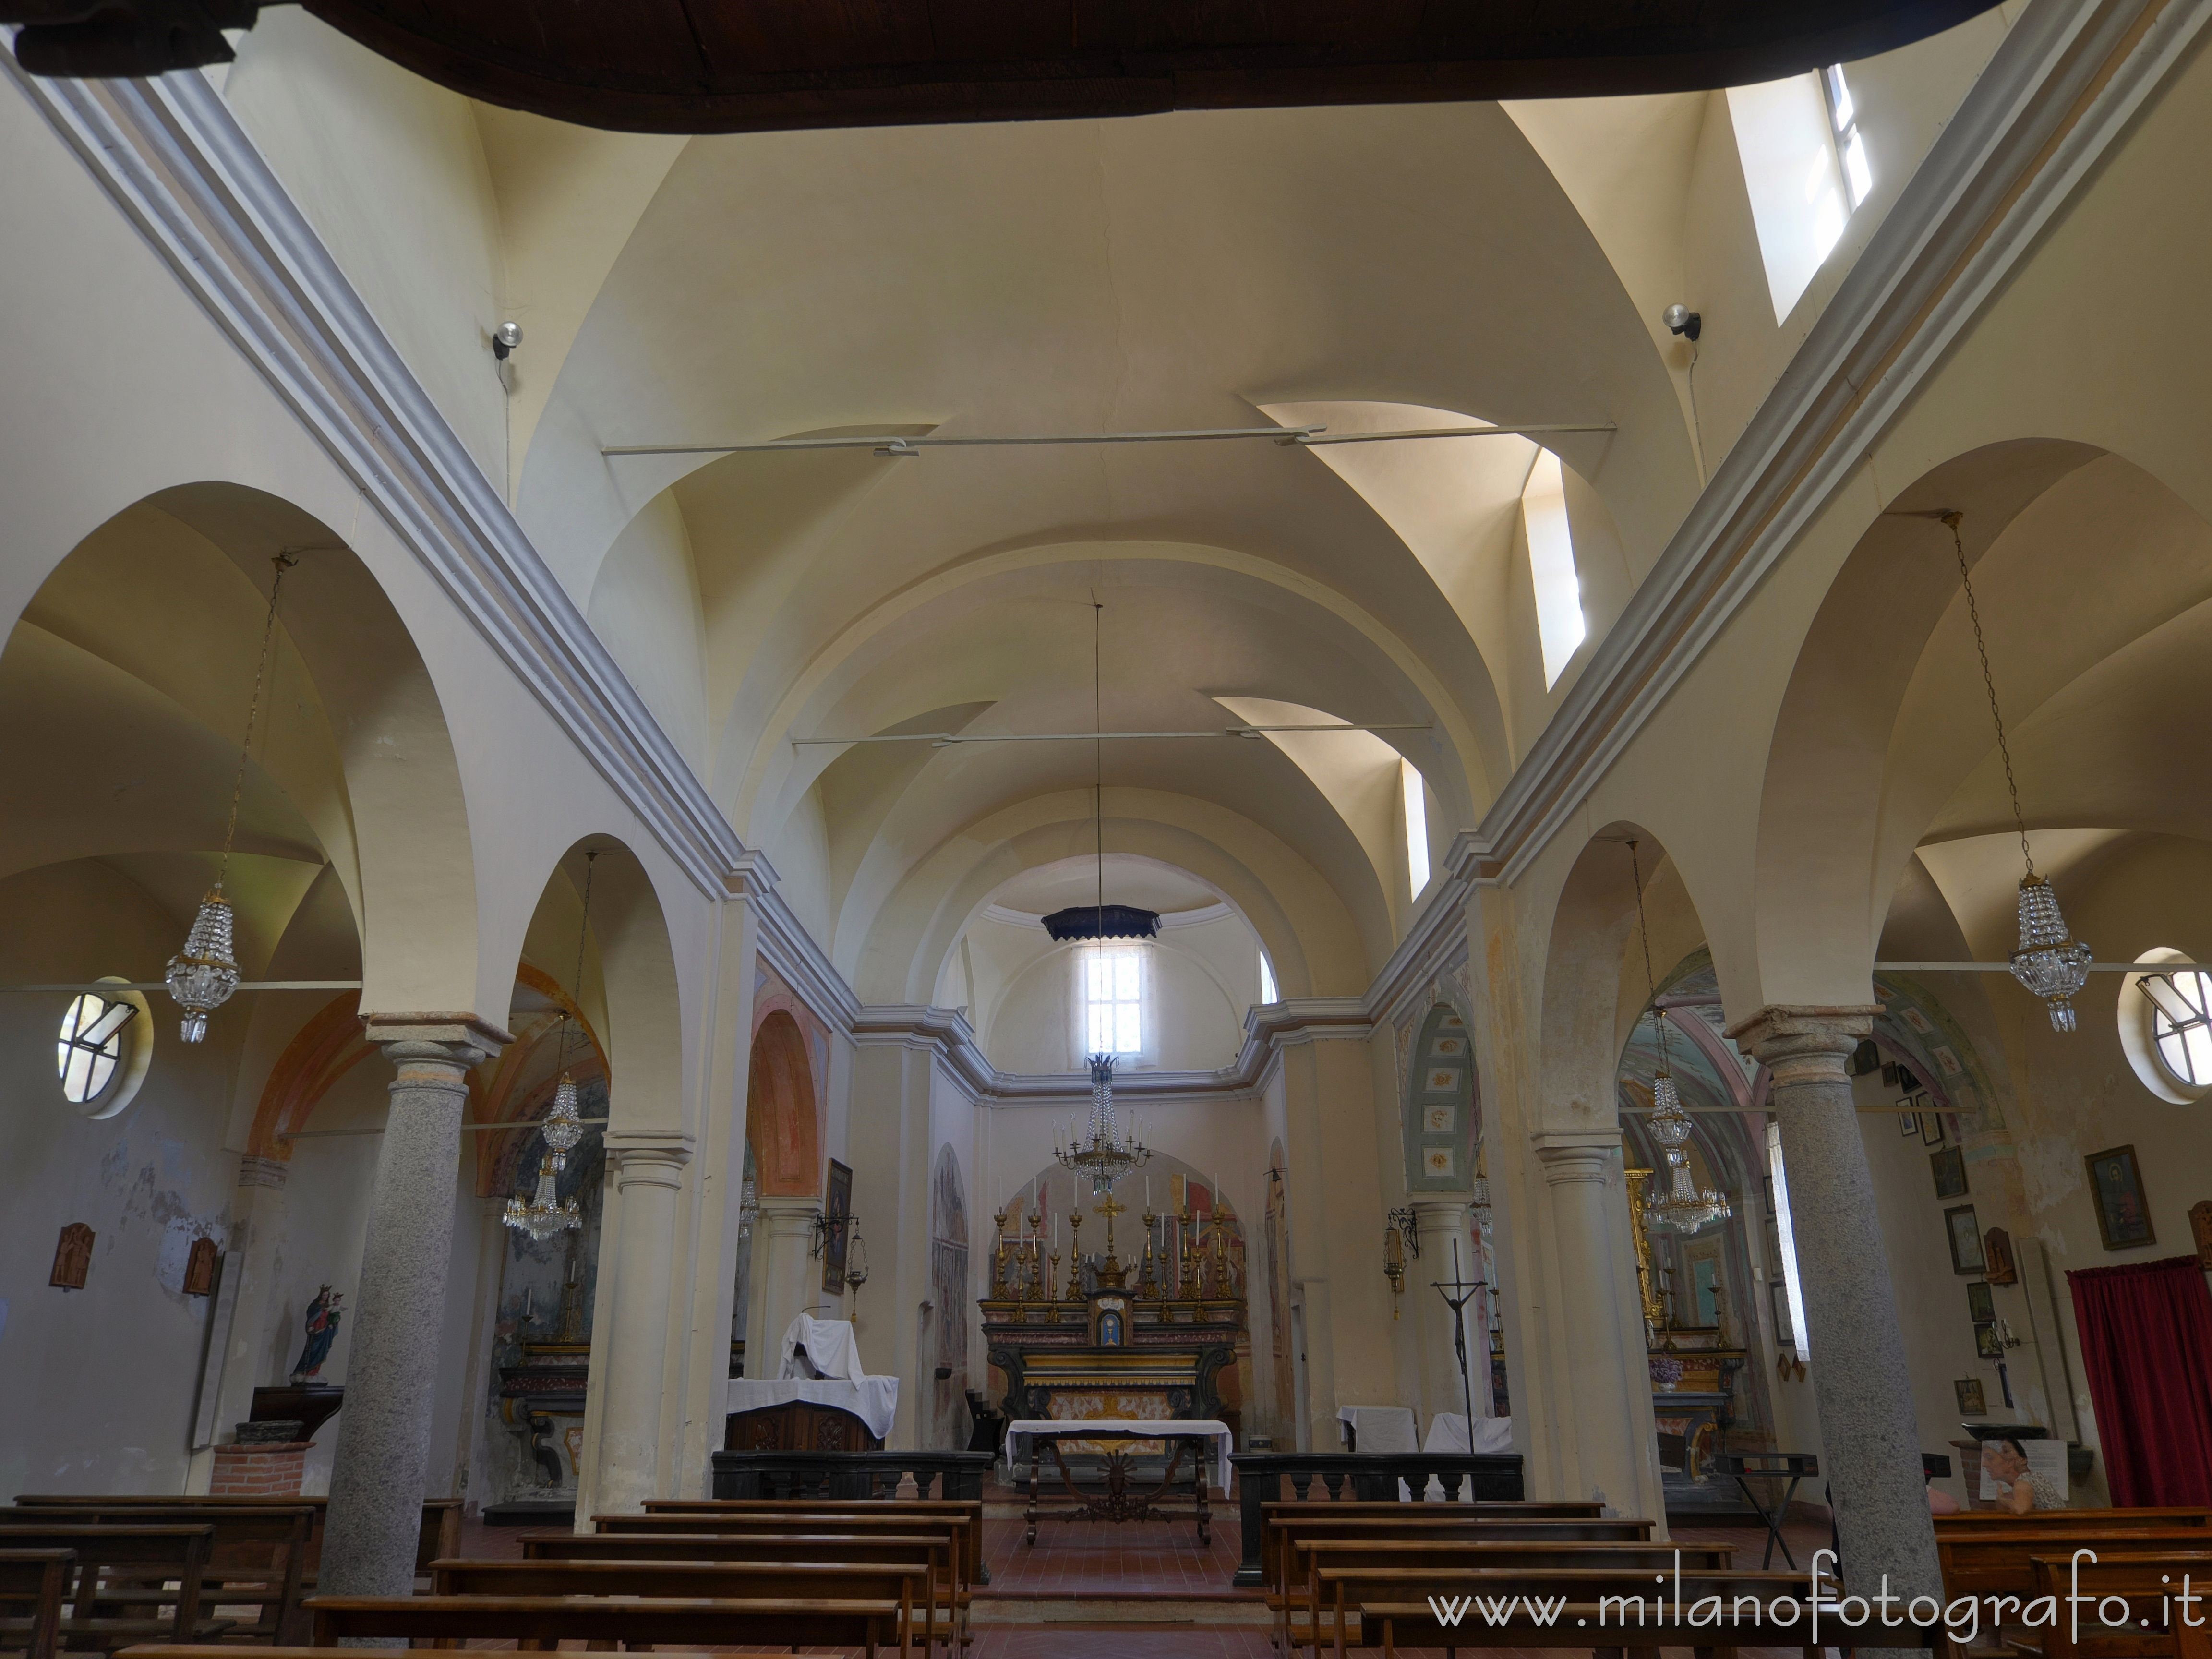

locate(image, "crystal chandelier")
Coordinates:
507 850 599 1238
505 1152 582 1241
1942 512 2090 1032
1643 1040 1733 1234
166 553 294 1042
1057 1053 1152 1195
1628 839 1731 1234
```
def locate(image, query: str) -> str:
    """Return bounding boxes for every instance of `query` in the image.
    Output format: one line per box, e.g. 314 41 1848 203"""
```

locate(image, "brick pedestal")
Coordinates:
209 1440 314 1496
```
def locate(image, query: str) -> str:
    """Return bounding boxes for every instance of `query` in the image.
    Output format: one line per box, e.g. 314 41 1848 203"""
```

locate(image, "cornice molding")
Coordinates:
748 883 864 1031
853 997 1369 1104
5 61 748 899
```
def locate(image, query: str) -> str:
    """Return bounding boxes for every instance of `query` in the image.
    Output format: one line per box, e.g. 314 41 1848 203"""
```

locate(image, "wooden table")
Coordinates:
1008 1422 1229 1545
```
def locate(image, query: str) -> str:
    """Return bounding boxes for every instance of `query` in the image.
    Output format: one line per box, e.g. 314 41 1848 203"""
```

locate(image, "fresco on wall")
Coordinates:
1404 995 1481 1193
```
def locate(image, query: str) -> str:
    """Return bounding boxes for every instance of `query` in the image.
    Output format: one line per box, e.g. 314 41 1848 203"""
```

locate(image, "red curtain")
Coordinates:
2066 1255 2212 1506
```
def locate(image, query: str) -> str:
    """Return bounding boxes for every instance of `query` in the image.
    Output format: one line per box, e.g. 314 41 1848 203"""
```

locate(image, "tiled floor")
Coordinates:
982 1510 1248 1597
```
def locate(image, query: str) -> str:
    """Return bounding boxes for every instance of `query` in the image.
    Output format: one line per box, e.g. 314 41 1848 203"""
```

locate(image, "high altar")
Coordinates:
980 1190 1242 1436
1627 1168 1746 1485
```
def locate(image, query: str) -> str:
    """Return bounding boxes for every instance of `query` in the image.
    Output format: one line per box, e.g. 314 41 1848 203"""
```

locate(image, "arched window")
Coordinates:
2141 969 2212 1085
58 992 136 1105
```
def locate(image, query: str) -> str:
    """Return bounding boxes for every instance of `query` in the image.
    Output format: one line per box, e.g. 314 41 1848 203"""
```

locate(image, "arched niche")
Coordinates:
745 1010 821 1198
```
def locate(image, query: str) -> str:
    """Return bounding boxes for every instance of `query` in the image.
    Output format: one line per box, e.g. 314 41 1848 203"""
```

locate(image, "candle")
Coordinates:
1145 1176 1152 1208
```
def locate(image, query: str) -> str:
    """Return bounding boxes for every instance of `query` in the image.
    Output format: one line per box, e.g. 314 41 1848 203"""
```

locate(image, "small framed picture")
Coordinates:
1967 1281 1995 1322
1930 1146 1968 1200
1899 1110 1921 1138
1946 1204 1985 1274
1922 1101 1947 1147
1974 1321 2006 1360
1955 1378 1987 1415
2086 1144 2155 1250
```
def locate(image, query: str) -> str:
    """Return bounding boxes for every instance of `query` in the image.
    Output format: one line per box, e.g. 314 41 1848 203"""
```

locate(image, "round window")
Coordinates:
58 992 136 1103
2119 948 2212 1105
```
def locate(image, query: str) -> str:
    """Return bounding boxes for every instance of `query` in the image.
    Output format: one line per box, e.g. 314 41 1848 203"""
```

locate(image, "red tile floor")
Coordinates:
445 1498 1847 1658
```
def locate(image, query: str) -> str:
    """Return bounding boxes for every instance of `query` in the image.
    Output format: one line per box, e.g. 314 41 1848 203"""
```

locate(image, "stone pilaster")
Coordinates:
319 1017 507 1599
588 1131 694 1513
1531 1132 1647 1515
1727 1004 1939 1643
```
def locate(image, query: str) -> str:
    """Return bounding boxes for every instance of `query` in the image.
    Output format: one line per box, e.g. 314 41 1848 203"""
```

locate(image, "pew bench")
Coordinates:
1352 1595 1933 1659
1937 1520 2212 1657
1313 1565 1829 1659
1 1503 312 1642
518 1529 959 1646
643 1497 987 1585
2008 1551 2212 1659
307 1591 905 1655
0 1526 218 1653
11 1495 462 1587
429 1554 933 1653
0 1549 73 1659
593 1511 973 1627
1265 1513 1656 1609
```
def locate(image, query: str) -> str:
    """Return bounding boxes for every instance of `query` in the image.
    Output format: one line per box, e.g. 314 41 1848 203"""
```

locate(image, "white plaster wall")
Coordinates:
587 493 710 771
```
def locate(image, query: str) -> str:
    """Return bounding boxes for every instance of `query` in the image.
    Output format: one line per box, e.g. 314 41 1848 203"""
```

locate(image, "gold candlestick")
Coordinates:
1046 1247 1060 1304
993 1209 1009 1297
1140 1207 1157 1298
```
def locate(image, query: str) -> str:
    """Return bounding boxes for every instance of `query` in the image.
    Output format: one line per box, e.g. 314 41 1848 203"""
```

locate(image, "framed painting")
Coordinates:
1973 1321 2005 1360
1966 1281 1995 1322
1945 1204 1985 1274
1930 1146 1968 1200
1899 1110 1921 1138
1921 1102 1947 1147
822 1157 854 1293
1955 1378 1986 1414
2086 1145 2154 1250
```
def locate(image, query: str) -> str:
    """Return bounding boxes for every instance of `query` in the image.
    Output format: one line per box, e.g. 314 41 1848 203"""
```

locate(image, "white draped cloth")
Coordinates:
1408 1412 1515 1499
720 1315 900 1441
1335 1404 1418 1452
1005 1419 1236 1491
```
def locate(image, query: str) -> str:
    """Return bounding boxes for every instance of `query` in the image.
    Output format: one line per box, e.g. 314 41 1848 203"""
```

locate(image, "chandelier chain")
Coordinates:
217 553 297 889
558 849 599 1079
1627 838 1671 1070
1944 513 2035 876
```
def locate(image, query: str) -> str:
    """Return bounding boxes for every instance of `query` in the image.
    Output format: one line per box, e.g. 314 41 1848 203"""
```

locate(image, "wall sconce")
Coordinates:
844 1228 870 1294
1385 1206 1422 1257
810 1209 855 1260
1383 1223 1407 1315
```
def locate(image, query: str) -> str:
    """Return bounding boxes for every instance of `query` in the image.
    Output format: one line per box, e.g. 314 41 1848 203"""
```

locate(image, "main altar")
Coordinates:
979 1189 1242 1447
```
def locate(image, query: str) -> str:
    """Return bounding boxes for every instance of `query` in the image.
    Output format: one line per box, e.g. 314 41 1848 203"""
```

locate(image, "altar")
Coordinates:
725 1315 898 1451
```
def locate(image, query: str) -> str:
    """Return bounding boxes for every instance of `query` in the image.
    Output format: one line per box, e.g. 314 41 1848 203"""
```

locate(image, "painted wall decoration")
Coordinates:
49 1222 93 1290
1404 1000 1479 1193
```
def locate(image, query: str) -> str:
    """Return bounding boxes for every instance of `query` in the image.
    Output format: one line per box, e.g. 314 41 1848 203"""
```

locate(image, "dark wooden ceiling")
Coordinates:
299 0 2001 131
6 1 2002 132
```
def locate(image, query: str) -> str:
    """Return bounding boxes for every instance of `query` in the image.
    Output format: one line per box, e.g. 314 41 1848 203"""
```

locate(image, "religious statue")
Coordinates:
290 1285 344 1383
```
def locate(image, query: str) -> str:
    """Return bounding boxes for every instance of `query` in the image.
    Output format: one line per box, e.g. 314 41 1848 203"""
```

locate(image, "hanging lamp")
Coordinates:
505 850 598 1239
1940 513 2091 1032
166 553 296 1043
1629 840 1732 1235
1050 598 1152 1197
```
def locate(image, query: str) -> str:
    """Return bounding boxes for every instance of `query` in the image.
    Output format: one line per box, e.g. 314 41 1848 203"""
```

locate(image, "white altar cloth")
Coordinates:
1005 1418 1235 1492
1406 1411 1515 1498
725 1376 900 1442
1335 1404 1418 1452
779 1313 868 1382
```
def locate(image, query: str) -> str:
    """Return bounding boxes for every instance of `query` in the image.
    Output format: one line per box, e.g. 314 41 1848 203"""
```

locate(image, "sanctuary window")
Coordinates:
1083 949 1143 1056
1765 1121 1809 1357
2142 968 2212 1086
1727 62 1871 324
1402 758 1431 894
58 991 135 1105
1258 950 1277 1005
1522 449 1584 688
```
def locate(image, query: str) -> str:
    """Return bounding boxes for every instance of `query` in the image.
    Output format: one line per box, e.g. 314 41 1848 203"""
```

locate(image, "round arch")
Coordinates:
745 1010 821 1198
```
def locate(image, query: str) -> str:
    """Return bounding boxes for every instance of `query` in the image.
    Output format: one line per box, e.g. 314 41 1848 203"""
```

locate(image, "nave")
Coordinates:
4 0 2212 1654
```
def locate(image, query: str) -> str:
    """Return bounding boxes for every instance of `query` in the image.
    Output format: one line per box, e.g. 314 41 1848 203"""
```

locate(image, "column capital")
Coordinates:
1530 1129 1620 1185
1408 1198 1472 1227
604 1129 695 1190
1723 1004 1878 1084
361 1013 513 1069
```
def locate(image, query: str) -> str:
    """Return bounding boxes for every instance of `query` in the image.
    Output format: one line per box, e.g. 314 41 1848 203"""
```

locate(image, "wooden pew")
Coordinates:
643 1497 987 1588
0 1526 216 1653
0 1503 311 1643
1352 1592 1927 1659
11 1495 462 1585
431 1555 932 1654
1281 1536 1723 1657
595 1510 974 1640
0 1549 73 1659
2010 1551 2212 1659
1265 1513 1657 1641
572 1521 970 1647
307 1591 904 1655
1938 1523 2212 1615
1315 1563 1821 1659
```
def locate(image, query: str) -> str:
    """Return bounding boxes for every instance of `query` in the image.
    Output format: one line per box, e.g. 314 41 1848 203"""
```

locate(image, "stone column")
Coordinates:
589 1132 694 1514
1409 1199 1490 1424
1728 1005 1939 1645
748 1194 824 1373
319 1018 506 1599
1531 1132 1644 1513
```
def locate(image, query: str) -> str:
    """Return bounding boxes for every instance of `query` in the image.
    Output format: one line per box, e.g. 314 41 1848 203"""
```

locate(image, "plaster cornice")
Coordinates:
5 63 749 900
